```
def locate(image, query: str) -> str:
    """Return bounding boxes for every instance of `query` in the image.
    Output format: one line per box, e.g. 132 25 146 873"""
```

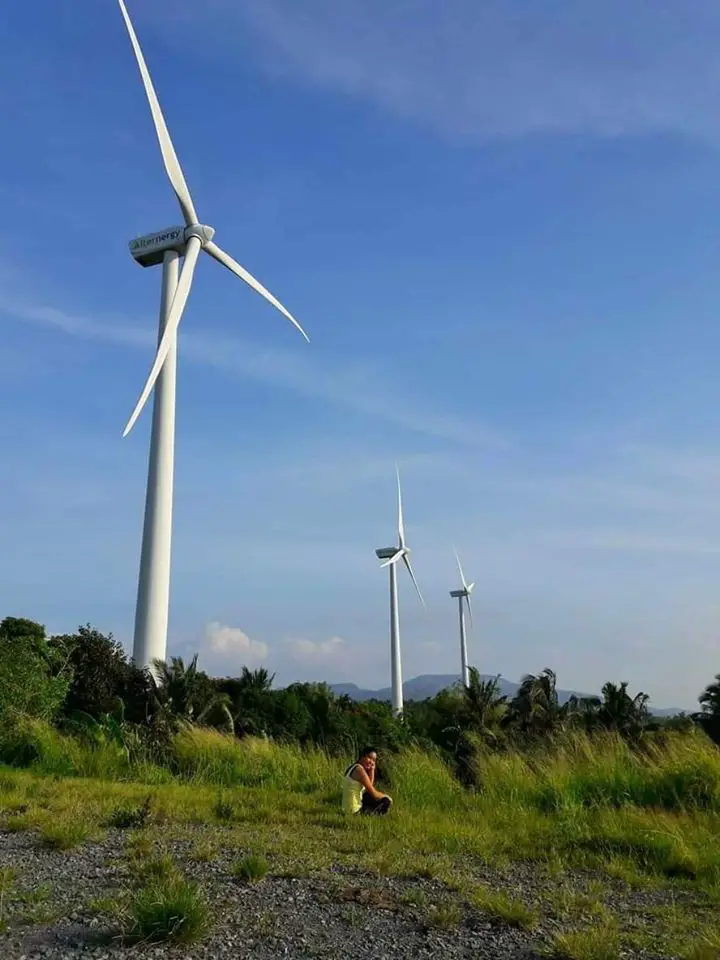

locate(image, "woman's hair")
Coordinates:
359 745 377 759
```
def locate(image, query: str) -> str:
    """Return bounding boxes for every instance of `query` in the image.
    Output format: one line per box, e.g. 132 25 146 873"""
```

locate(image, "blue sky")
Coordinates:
2 0 720 708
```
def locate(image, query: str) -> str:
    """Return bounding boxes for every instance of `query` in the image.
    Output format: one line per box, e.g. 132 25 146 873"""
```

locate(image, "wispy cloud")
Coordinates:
161 0 720 142
1 296 497 447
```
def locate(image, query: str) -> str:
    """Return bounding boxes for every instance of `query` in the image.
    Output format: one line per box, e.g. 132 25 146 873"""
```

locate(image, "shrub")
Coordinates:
424 901 462 929
39 817 94 850
471 886 538 929
0 867 16 933
212 793 238 822
128 876 210 943
107 796 153 830
232 854 268 883
130 854 178 887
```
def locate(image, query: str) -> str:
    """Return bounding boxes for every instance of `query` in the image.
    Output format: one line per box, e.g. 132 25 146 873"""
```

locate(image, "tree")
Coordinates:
151 655 232 730
564 694 602 731
0 618 70 724
699 674 720 716
50 625 130 721
696 674 720 746
510 668 564 736
597 681 650 741
462 670 509 740
216 667 276 736
0 617 47 646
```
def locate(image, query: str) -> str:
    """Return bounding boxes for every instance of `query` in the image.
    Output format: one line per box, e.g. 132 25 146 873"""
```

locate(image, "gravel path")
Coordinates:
0 827 689 959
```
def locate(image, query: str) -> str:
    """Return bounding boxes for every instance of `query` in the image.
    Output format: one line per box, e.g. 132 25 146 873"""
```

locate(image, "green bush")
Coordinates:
128 876 210 943
0 621 69 725
232 854 268 883
107 796 153 830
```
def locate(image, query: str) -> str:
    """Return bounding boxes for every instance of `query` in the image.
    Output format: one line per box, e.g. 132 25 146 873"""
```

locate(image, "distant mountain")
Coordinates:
329 674 686 716
651 707 688 717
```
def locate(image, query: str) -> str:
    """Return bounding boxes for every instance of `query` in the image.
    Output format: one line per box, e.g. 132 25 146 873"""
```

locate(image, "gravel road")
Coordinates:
0 827 685 959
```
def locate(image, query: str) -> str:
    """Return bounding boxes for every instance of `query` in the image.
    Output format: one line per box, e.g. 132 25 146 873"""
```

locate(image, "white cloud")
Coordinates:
285 635 347 662
200 621 269 670
161 0 720 142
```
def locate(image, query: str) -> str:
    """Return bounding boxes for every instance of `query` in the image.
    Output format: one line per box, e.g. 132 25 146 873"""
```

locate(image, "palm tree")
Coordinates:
238 667 274 694
218 666 276 737
597 681 649 740
511 668 564 736
564 694 602 731
699 674 720 716
150 655 233 731
462 669 509 741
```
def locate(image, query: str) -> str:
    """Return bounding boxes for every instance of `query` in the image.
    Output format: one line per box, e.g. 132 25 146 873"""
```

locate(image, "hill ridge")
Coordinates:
329 673 686 716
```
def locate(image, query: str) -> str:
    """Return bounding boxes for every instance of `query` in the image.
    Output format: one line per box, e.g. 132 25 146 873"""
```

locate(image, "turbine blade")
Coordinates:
122 236 202 437
396 465 405 549
465 594 473 628
204 241 309 342
117 0 198 226
467 582 475 594
379 550 403 568
454 546 468 591
403 554 425 608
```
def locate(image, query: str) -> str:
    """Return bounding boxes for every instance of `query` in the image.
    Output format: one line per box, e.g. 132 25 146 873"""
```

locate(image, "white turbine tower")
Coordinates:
375 469 425 717
450 549 474 687
116 0 309 671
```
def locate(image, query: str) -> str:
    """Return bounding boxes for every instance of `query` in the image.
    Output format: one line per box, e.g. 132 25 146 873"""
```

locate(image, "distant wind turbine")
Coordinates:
450 548 474 687
116 0 309 671
375 469 425 716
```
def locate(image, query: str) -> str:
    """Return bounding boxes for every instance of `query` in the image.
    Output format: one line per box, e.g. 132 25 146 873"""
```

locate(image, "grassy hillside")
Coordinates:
1 724 720 957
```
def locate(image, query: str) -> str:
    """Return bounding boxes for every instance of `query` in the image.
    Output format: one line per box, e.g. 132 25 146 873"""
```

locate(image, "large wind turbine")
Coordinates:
375 469 425 717
450 549 474 687
116 0 309 671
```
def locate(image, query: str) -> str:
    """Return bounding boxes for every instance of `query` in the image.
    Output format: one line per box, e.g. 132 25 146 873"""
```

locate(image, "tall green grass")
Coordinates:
475 730 720 814
3 720 720 819
0 716 169 783
172 728 339 796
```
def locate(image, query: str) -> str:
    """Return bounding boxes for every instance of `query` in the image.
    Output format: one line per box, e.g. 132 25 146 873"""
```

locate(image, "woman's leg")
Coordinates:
361 794 392 815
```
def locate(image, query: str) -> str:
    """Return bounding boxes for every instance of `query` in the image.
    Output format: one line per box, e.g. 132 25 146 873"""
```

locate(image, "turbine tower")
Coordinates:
375 469 425 717
116 0 308 670
450 549 474 687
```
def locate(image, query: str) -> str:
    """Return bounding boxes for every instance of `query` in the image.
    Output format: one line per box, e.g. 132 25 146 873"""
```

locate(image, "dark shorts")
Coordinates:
360 793 392 815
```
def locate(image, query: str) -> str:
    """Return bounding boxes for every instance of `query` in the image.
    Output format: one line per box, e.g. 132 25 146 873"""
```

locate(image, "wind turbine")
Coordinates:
375 469 425 717
116 0 309 671
450 549 474 687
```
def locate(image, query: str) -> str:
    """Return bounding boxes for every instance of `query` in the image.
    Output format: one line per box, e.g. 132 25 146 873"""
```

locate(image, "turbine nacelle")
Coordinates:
375 547 400 561
129 224 215 268
129 226 186 267
378 546 409 568
450 581 474 597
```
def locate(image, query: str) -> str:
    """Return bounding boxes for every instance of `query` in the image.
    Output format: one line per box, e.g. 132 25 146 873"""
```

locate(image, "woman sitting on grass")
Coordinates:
342 746 392 815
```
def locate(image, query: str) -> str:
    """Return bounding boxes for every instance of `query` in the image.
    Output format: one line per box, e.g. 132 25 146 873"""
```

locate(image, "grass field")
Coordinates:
1 724 720 957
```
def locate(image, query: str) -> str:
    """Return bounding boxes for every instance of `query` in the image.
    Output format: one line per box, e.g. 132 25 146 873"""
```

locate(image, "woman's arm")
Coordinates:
352 765 386 801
